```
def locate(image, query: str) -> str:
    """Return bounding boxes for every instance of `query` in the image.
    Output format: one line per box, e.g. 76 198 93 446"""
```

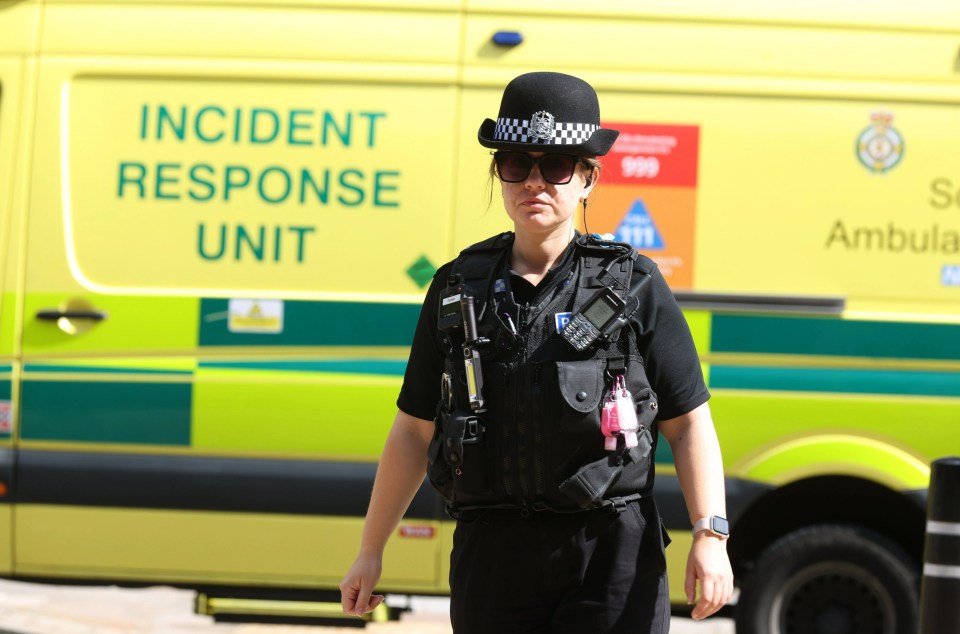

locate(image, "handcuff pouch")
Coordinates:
428 407 488 499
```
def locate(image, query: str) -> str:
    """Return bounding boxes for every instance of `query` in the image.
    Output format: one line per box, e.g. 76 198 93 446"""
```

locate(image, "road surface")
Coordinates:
0 579 735 634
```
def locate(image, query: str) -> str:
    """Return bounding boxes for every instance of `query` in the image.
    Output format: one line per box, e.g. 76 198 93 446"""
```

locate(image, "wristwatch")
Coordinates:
693 515 729 540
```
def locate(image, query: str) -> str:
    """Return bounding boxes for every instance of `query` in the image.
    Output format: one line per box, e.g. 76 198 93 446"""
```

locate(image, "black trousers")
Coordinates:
449 497 671 634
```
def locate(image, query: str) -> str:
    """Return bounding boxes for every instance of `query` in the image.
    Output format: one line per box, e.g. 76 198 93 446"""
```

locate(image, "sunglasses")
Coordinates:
493 152 583 185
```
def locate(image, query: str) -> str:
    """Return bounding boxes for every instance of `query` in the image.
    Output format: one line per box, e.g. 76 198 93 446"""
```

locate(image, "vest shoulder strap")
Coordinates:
449 231 514 289
574 234 636 295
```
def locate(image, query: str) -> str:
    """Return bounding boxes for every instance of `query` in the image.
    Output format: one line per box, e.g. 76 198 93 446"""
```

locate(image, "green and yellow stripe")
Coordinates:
706 314 960 398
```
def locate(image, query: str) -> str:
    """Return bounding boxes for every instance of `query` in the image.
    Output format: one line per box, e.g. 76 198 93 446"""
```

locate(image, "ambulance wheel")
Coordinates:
735 524 918 634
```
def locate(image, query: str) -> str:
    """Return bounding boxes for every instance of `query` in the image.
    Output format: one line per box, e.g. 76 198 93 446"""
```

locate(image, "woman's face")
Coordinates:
499 152 596 237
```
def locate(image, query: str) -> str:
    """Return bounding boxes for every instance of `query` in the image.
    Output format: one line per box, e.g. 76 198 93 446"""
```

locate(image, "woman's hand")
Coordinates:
340 551 385 617
685 533 734 621
339 411 434 617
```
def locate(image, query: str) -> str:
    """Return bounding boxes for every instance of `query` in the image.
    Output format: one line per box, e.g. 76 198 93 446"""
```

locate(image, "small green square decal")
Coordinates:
407 255 437 288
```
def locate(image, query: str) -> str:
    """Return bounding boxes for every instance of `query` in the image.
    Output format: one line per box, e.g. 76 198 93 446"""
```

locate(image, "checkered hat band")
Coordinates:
494 118 599 145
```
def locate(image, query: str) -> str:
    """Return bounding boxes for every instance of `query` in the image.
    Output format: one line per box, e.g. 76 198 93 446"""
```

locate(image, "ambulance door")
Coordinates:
18 0 458 592
0 0 40 577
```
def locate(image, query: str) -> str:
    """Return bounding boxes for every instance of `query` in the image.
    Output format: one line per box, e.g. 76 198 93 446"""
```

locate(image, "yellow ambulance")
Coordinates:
1 1 959 632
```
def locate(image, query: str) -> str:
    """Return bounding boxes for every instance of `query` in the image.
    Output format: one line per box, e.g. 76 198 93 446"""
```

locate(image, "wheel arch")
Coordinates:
728 475 926 581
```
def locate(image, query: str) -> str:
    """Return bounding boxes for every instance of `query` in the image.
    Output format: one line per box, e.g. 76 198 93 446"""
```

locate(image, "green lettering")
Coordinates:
140 104 148 140
195 106 226 143
157 105 186 141
258 166 292 204
117 162 147 198
155 162 181 200
224 166 251 201
373 170 400 207
188 164 216 201
197 222 226 260
289 226 315 262
323 112 351 147
235 224 265 261
288 109 313 146
250 108 280 144
299 168 330 204
233 107 243 143
359 112 386 147
338 169 365 206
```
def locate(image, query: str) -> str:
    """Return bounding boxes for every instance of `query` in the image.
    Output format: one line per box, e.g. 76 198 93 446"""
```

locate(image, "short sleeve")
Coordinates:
629 261 710 420
395 266 450 422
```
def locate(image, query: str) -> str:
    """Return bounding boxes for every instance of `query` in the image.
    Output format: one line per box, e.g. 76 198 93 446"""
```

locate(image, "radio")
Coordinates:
560 286 629 351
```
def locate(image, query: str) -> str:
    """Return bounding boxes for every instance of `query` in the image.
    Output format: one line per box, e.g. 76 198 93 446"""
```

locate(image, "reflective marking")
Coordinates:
398 525 436 539
924 564 960 579
928 521 960 536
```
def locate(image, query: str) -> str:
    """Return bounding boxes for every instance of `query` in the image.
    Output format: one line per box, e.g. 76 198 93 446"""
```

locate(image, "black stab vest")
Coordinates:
427 232 661 514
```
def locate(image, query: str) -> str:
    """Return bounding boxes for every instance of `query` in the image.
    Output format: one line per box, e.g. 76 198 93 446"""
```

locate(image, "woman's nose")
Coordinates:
525 164 545 187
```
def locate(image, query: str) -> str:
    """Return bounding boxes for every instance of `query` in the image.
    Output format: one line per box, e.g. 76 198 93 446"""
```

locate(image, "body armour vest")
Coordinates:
427 232 662 514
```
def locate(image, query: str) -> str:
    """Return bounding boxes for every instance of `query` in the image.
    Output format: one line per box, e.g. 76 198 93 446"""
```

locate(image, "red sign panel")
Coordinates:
603 124 699 187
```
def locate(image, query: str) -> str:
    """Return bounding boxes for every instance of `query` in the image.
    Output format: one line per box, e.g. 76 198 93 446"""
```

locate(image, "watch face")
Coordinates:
712 516 730 536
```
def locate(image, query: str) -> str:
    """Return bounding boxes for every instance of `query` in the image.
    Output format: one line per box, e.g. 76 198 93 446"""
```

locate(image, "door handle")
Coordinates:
36 309 108 321
36 298 108 335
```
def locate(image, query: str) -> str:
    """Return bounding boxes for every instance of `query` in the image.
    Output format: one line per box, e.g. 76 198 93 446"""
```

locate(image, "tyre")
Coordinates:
736 524 919 634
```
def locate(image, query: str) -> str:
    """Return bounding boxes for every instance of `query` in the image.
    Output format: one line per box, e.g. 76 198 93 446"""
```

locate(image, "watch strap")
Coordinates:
693 515 729 540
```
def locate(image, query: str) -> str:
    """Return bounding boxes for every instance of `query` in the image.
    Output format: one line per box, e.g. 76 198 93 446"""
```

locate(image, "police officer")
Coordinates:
341 72 733 633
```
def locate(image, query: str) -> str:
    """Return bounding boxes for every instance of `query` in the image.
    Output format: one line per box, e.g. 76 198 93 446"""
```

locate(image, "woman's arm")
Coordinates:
340 409 435 616
658 401 734 621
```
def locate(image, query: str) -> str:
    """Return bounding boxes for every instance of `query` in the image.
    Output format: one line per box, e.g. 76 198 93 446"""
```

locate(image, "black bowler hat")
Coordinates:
478 72 620 156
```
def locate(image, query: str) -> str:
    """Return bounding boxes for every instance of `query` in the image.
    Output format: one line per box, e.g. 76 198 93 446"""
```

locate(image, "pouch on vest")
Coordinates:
557 431 652 509
556 359 606 430
427 403 454 501
430 407 489 497
557 380 659 509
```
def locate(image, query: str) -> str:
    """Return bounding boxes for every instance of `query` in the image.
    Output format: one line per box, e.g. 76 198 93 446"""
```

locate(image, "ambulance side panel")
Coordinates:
16 0 459 591
3 0 959 621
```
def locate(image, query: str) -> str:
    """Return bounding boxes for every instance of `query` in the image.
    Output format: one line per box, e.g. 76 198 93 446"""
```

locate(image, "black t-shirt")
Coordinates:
396 237 709 422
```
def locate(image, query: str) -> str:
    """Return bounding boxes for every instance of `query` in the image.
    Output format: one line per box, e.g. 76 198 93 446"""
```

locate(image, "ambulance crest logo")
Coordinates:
856 111 903 173
529 111 555 142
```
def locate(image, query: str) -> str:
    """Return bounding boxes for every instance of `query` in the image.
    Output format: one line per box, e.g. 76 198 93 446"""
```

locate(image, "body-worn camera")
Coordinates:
438 278 488 412
438 279 476 333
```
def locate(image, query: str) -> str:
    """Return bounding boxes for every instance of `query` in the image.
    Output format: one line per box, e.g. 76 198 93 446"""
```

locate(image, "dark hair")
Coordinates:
485 155 602 207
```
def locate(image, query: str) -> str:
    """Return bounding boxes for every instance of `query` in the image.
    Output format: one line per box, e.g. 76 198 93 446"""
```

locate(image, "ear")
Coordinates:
583 167 598 196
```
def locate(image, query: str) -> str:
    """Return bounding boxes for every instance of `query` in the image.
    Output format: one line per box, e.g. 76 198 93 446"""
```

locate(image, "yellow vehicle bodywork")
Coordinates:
1 0 958 624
